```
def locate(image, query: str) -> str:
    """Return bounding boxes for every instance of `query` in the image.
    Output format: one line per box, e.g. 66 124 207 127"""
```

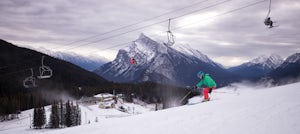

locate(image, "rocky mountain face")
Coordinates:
94 34 238 87
269 53 300 82
228 54 284 79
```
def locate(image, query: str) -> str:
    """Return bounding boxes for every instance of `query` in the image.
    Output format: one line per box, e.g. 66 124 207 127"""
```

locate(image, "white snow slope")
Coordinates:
1 82 300 134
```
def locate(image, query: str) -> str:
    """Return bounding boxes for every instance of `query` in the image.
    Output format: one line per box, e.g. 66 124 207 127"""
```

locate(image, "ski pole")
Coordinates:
179 90 192 103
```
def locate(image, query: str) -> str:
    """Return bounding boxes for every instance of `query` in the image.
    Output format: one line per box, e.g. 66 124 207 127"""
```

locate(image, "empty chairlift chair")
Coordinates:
166 19 175 46
23 68 37 88
37 56 53 79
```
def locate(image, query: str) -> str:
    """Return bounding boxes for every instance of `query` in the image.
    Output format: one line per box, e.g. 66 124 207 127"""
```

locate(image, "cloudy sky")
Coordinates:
0 0 299 67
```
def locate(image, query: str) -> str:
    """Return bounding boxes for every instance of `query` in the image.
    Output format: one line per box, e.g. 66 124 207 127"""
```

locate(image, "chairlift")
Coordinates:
37 56 52 79
264 0 277 28
128 41 147 65
166 19 175 46
128 42 138 65
129 58 137 65
23 68 37 88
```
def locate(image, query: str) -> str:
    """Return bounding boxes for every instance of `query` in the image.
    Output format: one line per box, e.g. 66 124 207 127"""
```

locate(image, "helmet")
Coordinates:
197 71 204 78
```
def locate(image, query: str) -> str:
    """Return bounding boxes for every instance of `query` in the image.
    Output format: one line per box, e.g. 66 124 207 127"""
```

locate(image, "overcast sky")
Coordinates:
0 0 299 67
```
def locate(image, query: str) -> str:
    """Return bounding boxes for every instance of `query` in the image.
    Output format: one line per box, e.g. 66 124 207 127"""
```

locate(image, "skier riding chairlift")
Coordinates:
264 0 277 28
264 17 274 28
129 58 137 65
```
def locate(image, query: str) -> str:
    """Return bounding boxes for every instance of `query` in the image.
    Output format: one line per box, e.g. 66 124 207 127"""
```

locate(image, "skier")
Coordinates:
264 17 273 28
195 71 217 102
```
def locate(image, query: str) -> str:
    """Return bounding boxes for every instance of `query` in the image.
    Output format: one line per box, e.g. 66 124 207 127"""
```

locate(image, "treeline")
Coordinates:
0 81 191 117
32 100 81 129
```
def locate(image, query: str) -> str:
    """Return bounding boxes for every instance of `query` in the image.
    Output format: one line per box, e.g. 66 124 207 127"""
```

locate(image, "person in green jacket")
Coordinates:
195 71 217 102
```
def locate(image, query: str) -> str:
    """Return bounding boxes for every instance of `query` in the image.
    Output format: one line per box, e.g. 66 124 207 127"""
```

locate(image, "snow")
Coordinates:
174 44 212 63
2 82 300 134
285 53 300 63
94 93 114 98
248 54 283 69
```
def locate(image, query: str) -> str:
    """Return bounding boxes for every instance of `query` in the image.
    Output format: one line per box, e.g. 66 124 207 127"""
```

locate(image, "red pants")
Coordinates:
203 86 216 100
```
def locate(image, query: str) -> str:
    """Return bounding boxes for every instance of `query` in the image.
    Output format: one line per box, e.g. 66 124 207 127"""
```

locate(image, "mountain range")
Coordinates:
28 48 109 71
94 34 238 87
228 54 284 79
94 34 300 86
269 53 300 83
0 39 110 114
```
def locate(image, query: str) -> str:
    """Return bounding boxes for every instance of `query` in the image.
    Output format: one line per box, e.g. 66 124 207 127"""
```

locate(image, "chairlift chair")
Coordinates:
37 56 53 79
128 42 147 65
167 30 175 46
23 68 37 88
166 19 175 46
129 42 138 65
264 0 276 28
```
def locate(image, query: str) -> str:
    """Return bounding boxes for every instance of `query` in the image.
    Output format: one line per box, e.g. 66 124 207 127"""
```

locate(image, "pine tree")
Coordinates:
33 106 46 129
49 103 59 128
76 103 81 126
65 100 72 127
70 101 75 126
39 107 46 128
59 100 65 128
33 108 38 128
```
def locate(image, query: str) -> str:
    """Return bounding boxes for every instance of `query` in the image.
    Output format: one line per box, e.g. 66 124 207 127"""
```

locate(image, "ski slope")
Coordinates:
1 82 300 134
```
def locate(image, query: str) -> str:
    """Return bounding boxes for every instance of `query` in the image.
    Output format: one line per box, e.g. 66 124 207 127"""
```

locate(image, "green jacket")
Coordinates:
196 74 217 88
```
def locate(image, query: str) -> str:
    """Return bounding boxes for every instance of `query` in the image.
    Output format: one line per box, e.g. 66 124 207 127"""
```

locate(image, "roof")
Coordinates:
94 93 115 98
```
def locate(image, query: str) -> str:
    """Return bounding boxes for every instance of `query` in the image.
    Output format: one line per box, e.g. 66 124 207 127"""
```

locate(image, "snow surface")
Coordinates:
1 82 300 134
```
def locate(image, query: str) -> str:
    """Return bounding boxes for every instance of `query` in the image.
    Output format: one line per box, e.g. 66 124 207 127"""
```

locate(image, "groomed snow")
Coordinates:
1 82 300 134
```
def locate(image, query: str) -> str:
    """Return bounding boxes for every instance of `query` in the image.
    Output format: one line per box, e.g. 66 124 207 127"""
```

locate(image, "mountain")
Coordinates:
173 44 224 68
0 39 110 114
228 54 284 79
30 48 109 71
269 53 300 82
94 34 238 87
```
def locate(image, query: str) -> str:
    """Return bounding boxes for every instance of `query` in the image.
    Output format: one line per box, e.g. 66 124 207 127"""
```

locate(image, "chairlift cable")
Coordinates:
56 0 232 51
52 0 211 50
266 0 272 18
0 0 232 70
0 0 267 77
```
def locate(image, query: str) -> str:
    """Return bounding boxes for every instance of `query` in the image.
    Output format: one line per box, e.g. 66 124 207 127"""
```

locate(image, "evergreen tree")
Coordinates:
65 100 72 127
72 103 81 126
33 108 38 128
33 106 46 129
39 107 46 128
49 103 59 128
76 103 81 126
59 100 65 127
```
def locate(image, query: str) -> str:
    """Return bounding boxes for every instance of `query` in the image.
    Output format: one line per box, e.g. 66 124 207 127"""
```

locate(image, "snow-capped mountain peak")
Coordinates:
250 55 268 64
174 44 210 63
95 33 232 86
285 53 300 63
248 54 283 69
32 47 109 71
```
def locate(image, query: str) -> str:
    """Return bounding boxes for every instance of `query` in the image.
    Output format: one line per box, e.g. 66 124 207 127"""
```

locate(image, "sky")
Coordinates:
0 0 299 67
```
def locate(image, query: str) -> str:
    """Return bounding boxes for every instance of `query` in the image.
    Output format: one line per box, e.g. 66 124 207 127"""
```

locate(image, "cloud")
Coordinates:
0 0 299 67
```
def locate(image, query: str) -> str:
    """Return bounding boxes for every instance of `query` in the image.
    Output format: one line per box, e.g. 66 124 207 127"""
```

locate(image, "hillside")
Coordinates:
0 39 110 114
1 82 300 134
228 54 284 79
269 53 300 83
